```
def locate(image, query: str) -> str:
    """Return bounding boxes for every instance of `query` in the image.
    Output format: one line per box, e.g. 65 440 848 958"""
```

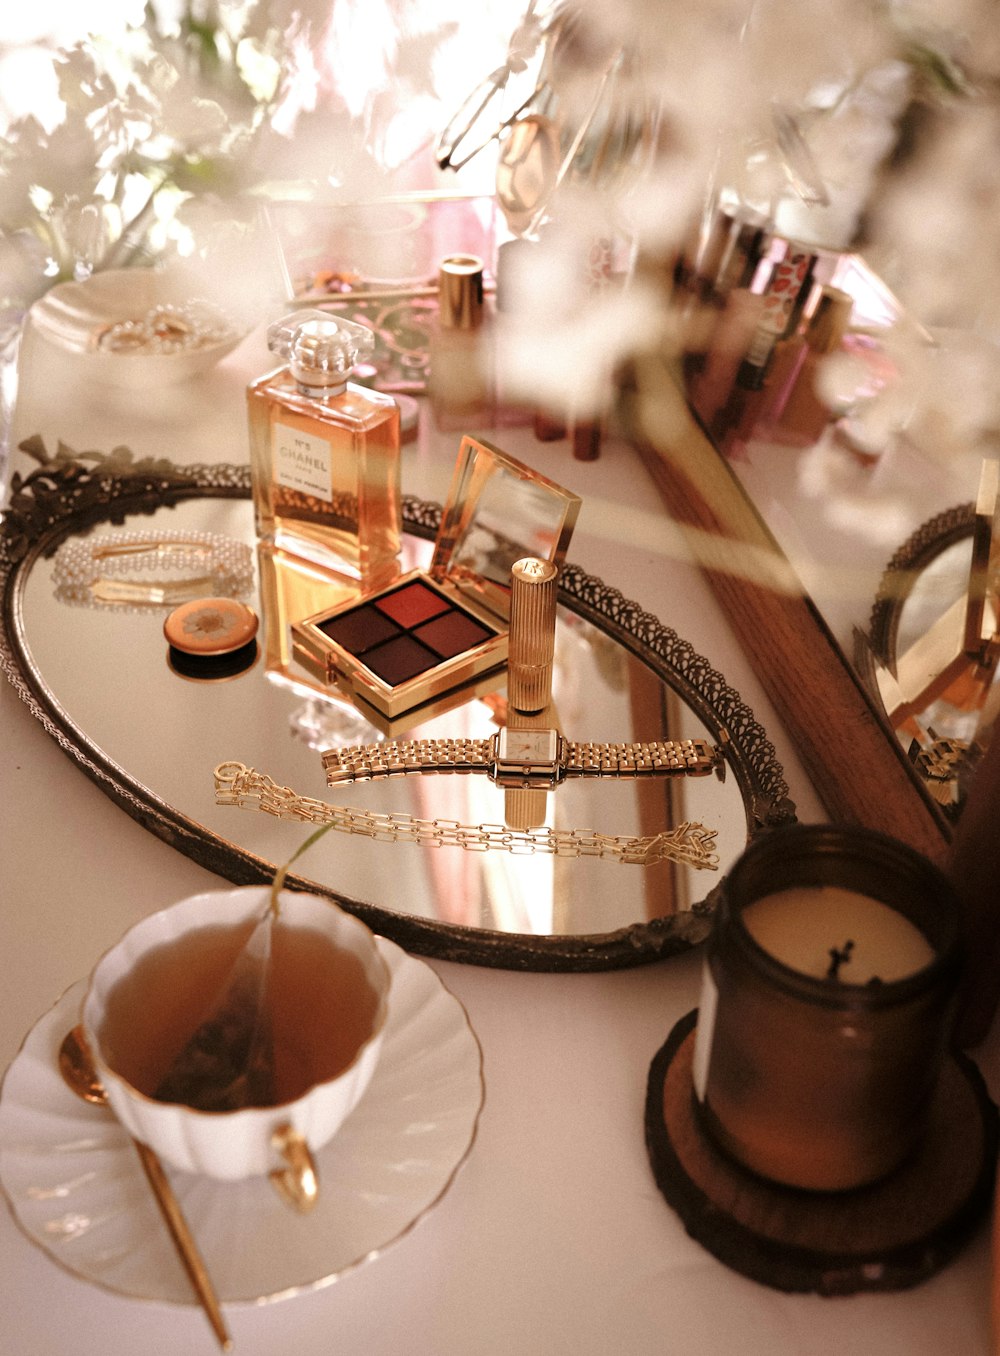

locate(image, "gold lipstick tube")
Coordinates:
508 557 559 715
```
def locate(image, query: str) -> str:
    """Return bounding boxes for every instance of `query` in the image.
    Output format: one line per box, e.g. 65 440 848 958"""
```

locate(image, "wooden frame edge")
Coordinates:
623 376 950 866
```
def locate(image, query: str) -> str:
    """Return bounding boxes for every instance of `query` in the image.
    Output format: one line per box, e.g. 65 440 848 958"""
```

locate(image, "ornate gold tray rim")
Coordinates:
0 444 795 970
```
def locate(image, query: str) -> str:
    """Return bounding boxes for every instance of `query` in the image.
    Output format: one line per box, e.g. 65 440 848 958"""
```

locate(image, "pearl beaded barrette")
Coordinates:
52 530 255 609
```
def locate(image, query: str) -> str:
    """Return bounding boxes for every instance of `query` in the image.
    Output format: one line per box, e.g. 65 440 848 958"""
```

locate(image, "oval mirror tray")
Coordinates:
1 451 794 969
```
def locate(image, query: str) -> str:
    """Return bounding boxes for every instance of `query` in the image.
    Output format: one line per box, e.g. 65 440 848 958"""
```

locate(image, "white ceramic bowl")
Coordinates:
29 268 247 388
81 887 390 1181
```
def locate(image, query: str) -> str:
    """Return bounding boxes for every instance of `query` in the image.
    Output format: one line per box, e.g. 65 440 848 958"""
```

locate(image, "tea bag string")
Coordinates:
269 819 340 911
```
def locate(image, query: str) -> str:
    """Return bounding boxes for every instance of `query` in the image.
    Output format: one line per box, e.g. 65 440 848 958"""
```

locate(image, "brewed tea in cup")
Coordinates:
82 887 390 1201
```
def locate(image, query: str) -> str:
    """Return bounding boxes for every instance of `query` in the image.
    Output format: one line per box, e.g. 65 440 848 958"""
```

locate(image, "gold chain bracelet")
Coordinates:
213 762 720 869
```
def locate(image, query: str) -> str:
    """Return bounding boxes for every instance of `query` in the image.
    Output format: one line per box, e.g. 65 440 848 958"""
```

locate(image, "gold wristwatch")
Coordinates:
322 733 724 791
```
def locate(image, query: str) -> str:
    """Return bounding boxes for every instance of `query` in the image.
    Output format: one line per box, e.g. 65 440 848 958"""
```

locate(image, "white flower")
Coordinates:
867 101 1000 330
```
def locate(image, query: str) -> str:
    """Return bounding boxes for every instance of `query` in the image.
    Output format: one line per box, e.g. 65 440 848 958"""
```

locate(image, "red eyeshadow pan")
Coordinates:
374 580 450 627
362 633 439 686
413 610 494 660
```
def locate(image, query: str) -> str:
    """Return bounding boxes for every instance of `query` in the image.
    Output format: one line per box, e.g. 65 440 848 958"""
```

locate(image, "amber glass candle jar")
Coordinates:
692 825 962 1192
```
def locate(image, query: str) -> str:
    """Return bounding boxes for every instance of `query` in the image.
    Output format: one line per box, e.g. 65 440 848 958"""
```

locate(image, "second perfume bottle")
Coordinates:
248 310 402 587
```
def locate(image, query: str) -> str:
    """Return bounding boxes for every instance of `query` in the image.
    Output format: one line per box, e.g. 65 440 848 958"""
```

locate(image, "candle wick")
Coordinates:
826 938 855 980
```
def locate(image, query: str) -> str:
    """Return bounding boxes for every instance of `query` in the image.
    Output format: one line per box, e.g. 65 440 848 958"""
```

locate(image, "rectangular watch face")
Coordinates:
497 727 559 766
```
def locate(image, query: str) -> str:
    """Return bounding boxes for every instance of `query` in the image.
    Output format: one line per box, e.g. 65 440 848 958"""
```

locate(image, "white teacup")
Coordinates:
81 887 390 1204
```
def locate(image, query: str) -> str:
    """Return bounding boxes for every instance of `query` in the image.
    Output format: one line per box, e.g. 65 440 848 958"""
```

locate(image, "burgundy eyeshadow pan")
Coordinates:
413 610 494 659
374 580 450 627
362 633 439 686
311 576 501 691
317 603 399 652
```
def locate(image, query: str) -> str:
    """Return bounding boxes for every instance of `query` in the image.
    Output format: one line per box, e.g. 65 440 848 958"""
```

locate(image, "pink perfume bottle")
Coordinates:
761 286 854 447
706 248 818 458
247 311 401 587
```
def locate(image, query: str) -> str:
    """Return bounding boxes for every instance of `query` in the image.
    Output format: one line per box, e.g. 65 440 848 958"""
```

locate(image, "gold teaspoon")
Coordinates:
58 1025 233 1352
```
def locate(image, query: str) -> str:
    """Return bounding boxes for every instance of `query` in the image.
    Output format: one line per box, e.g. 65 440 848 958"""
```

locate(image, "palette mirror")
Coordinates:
1 454 794 969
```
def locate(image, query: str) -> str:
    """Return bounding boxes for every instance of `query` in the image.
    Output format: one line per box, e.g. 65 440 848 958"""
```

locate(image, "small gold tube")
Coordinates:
508 557 559 714
438 254 485 330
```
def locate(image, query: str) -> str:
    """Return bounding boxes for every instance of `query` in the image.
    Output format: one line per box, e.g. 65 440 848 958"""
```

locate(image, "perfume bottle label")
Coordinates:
273 422 333 502
691 959 719 1103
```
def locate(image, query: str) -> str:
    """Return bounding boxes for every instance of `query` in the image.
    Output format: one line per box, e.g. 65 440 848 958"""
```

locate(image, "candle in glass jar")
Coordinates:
693 825 962 1192
742 885 936 984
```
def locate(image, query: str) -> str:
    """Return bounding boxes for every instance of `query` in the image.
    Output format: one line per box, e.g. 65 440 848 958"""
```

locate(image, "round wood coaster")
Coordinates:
645 1009 998 1296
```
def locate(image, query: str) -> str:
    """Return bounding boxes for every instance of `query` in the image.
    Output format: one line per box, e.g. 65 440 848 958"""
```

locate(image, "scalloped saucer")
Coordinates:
0 938 483 1305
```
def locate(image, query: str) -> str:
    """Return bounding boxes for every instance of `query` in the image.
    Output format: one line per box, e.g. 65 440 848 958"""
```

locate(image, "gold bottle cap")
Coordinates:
508 557 558 715
164 597 259 656
806 287 853 356
438 254 485 330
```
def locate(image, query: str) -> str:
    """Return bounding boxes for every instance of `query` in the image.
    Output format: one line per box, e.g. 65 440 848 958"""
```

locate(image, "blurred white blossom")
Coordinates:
0 0 506 313
3 0 1000 469
867 102 1000 331
433 0 1000 464
0 7 289 318
835 324 1000 469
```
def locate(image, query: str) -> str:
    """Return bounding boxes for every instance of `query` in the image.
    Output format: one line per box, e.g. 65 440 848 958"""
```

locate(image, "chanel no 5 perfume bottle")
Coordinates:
248 310 401 586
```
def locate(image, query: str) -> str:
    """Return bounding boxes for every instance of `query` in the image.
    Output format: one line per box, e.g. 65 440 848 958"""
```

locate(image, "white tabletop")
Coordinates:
2 320 997 1356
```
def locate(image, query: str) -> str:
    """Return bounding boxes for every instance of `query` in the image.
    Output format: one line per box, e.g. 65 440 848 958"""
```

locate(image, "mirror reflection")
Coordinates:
859 476 1000 818
670 201 997 832
442 438 578 592
10 479 787 967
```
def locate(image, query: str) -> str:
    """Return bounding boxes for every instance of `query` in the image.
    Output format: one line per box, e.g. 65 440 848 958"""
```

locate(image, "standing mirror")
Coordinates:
637 208 959 862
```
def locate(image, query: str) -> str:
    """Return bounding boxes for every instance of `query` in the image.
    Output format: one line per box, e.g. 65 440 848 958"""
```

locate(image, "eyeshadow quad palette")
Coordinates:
298 573 504 717
292 436 580 719
320 576 498 686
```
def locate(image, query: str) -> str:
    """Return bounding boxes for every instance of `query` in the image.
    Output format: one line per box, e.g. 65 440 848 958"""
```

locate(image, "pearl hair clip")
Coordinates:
53 529 254 609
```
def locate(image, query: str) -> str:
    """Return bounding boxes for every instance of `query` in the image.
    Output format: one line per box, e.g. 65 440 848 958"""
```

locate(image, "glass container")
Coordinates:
247 311 401 586
692 824 962 1191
